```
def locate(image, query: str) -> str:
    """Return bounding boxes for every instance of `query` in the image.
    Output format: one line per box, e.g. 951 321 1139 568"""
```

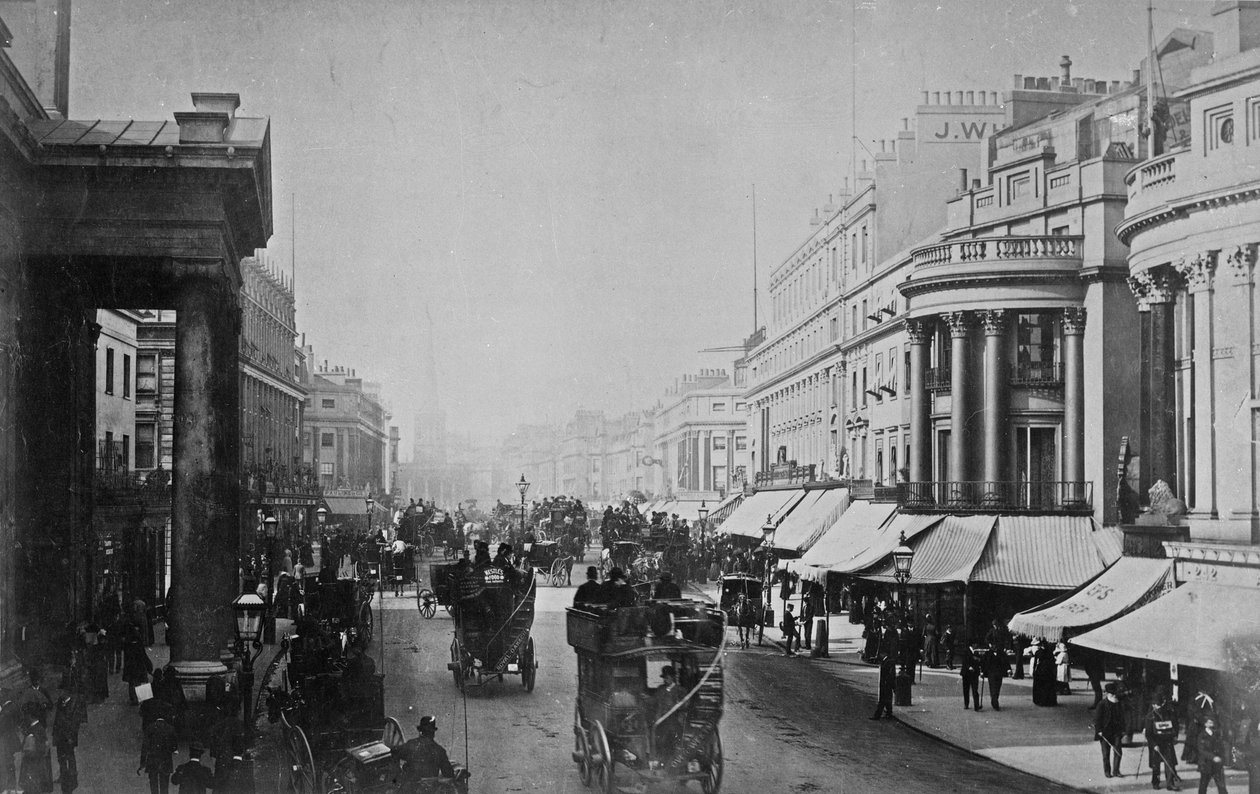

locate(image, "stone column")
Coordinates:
1062 307 1087 491
980 310 1009 484
1145 270 1178 490
171 268 241 697
1175 253 1216 514
944 311 973 483
907 320 931 482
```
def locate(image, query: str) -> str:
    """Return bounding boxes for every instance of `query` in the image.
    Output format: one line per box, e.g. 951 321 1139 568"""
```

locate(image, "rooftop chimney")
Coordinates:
1213 0 1260 58
1059 55 1072 86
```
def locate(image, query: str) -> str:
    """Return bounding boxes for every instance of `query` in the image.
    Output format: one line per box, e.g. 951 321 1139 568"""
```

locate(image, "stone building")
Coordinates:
651 370 749 499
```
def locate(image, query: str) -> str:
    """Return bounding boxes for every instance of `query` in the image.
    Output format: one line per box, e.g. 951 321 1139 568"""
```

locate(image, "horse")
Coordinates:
734 593 757 649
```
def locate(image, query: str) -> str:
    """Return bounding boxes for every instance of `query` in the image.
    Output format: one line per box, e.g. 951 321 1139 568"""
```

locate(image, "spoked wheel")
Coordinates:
521 637 536 692
701 728 723 794
421 538 435 557
592 720 615 794
288 724 317 794
451 639 465 691
358 602 374 644
574 705 593 787
383 716 406 750
417 588 438 619
550 565 566 588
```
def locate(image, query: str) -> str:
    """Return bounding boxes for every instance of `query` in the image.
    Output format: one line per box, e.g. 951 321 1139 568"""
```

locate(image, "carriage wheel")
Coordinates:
358 602 374 644
417 588 438 619
451 639 465 692
288 724 317 794
422 538 435 557
592 721 615 794
701 728 723 794
521 637 536 692
574 707 593 787
383 716 406 750
550 562 566 588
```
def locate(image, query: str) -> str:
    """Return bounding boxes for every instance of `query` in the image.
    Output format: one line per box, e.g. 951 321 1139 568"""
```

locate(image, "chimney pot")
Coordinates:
932 91 941 104
173 111 230 144
1060 55 1072 84
965 90 974 104
955 90 964 104
190 92 241 120
920 90 929 104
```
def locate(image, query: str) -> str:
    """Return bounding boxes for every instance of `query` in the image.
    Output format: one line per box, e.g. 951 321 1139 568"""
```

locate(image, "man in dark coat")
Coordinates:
139 715 178 794
652 572 682 600
602 568 637 608
781 604 799 657
1144 686 1181 790
960 645 983 711
170 744 214 794
980 646 1009 711
51 692 84 794
869 652 896 720
574 567 604 606
1094 683 1126 779
212 734 256 794
398 716 456 783
1195 718 1229 794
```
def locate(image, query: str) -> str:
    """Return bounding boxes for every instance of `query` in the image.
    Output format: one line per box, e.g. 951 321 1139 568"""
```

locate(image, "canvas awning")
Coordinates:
1008 557 1174 642
769 487 850 555
855 515 997 585
708 492 745 525
324 495 388 517
789 500 903 583
720 489 808 540
1070 582 1260 671
969 516 1122 589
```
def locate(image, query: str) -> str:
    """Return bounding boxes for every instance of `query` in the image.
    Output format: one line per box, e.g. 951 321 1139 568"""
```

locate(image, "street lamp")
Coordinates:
517 474 531 537
697 500 708 537
316 506 327 526
231 592 266 741
262 515 278 643
891 530 915 706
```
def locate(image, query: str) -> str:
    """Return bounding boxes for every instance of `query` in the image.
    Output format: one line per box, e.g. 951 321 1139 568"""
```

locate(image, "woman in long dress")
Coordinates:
1030 639 1058 706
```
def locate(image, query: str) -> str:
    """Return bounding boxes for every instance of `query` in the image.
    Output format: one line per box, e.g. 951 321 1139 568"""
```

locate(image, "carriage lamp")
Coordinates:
231 592 267 741
891 530 915 706
263 515 278 539
316 506 327 526
892 531 914 585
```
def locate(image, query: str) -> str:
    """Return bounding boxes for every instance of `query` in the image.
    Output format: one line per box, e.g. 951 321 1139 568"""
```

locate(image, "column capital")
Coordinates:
1061 306 1087 335
906 319 932 345
833 360 848 375
942 310 973 338
1127 267 1177 310
1224 243 1257 286
1173 250 1218 293
979 309 1008 336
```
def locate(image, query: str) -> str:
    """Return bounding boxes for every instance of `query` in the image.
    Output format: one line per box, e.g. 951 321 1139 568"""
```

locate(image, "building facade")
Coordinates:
301 356 390 498
651 369 750 498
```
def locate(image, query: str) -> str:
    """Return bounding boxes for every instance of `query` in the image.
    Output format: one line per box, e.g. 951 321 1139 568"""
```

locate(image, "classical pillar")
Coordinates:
1146 270 1178 490
1062 307 1087 490
944 311 973 482
980 310 1009 484
907 320 931 482
171 269 241 696
1175 253 1216 514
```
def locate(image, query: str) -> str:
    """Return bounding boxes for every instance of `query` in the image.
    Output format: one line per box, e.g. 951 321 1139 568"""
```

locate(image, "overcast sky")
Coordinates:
71 0 1212 453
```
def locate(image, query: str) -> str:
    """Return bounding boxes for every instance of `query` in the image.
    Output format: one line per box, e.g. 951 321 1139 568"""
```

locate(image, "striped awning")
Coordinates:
1009 556 1174 642
790 500 903 582
721 489 808 540
969 516 1122 589
856 515 997 585
770 487 850 555
707 492 745 525
1071 582 1260 671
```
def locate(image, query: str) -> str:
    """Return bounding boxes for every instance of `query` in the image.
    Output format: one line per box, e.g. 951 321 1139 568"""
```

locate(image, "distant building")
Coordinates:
652 369 749 497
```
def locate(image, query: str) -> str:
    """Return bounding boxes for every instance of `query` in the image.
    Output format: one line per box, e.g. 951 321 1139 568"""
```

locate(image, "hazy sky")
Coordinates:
71 0 1211 452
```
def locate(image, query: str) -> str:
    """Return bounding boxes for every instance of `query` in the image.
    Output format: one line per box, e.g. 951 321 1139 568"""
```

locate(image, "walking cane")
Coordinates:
1099 734 1124 777
1154 744 1181 786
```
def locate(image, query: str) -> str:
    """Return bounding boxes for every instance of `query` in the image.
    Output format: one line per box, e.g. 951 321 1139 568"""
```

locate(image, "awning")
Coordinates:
324 495 388 517
708 492 745 525
969 516 1122 589
856 515 997 585
770 487 850 555
790 500 903 583
666 499 711 523
1071 582 1260 671
1008 557 1174 642
720 489 808 540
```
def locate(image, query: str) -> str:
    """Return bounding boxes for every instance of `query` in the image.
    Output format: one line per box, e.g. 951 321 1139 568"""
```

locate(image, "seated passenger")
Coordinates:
574 567 605 607
602 568 637 609
652 572 682 600
398 715 455 783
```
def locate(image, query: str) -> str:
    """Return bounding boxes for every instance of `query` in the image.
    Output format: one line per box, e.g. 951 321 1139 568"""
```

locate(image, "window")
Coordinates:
321 432 335 448
1051 225 1070 236
303 431 311 447
861 367 868 407
711 402 727 412
888 348 898 396
874 354 883 400
320 462 333 476
735 436 748 451
122 434 130 468
904 347 911 394
713 436 727 451
734 401 747 412
1007 172 1031 202
137 353 157 395
321 398 336 409
1206 104 1234 151
861 300 868 331
123 354 132 398
135 423 155 469
861 225 869 265
104 348 115 395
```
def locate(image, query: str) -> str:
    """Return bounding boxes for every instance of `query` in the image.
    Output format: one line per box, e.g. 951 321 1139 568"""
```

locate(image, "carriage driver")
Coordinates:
398 715 456 789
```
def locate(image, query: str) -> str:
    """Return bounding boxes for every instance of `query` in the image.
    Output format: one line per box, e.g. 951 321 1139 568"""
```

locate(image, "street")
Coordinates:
365 554 1078 794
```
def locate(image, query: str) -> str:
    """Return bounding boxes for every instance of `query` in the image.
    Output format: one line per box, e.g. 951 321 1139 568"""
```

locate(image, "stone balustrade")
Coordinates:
911 235 1083 268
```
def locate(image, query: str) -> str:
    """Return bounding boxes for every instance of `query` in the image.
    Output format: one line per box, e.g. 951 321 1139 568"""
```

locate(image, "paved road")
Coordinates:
370 557 1079 794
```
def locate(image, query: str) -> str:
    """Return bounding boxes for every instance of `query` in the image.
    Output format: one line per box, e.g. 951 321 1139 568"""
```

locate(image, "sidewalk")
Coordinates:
682 580 1249 794
66 622 289 794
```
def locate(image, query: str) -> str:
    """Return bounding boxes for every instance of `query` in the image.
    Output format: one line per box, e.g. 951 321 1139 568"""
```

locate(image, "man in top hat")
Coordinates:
652 571 682 600
602 568 637 608
1195 717 1229 794
574 567 604 607
1095 682 1126 778
398 715 455 783
170 743 214 794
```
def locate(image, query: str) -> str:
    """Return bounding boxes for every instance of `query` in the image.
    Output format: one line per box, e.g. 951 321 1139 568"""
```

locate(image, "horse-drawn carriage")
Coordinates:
446 565 538 691
526 540 573 587
416 562 462 620
602 541 645 581
718 573 764 647
567 599 726 793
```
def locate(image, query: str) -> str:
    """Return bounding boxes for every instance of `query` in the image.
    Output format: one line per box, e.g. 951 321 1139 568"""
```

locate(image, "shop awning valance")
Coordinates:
790 500 904 583
969 516 1122 589
324 495 388 517
1070 582 1260 671
1008 556 1173 643
769 487 849 555
707 492 745 525
855 515 996 585
720 489 808 540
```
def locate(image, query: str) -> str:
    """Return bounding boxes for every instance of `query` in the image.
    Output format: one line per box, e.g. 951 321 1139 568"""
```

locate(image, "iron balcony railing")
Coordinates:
94 467 172 506
900 481 1093 514
925 367 951 392
1010 362 1063 387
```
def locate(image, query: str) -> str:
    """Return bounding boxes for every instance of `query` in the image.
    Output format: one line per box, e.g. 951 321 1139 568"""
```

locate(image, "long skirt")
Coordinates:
1032 671 1058 706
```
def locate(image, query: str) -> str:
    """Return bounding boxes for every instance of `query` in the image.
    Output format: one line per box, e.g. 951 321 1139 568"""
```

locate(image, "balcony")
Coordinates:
754 462 816 488
243 462 322 504
1009 362 1063 387
900 481 1093 515
911 235 1083 269
925 367 951 392
95 468 171 507
1124 150 1179 218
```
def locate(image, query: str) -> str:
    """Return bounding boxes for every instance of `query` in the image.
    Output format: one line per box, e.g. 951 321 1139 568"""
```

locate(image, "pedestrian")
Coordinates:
170 743 214 794
960 645 982 711
122 619 153 705
981 645 1009 711
1011 632 1030 680
1094 682 1125 779
1029 638 1058 706
781 603 798 657
574 566 604 606
139 715 177 794
1054 641 1072 695
212 734 255 794
801 595 815 651
1195 717 1229 794
51 692 84 794
869 652 896 720
923 615 939 668
19 711 52 794
1145 686 1181 791
1082 647 1106 709
941 625 956 670
652 572 681 600
81 623 108 704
